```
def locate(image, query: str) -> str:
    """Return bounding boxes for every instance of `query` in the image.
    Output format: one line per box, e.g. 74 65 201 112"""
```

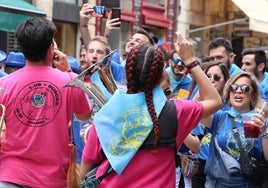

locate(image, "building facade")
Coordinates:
0 0 268 65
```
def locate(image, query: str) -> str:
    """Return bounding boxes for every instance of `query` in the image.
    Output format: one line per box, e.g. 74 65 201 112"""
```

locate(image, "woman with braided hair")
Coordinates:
80 33 222 187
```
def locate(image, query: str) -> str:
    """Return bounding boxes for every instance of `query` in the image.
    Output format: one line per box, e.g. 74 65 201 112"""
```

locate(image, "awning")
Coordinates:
0 0 46 32
232 0 268 34
141 1 170 28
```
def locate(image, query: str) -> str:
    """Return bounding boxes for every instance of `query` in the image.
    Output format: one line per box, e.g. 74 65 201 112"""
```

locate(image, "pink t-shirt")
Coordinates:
82 99 203 188
0 66 91 188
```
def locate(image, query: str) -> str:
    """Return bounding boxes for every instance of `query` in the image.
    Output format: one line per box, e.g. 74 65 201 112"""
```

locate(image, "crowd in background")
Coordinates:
0 2 267 188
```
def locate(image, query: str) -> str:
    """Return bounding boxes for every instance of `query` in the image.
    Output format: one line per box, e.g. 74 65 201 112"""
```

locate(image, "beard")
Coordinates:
171 65 184 79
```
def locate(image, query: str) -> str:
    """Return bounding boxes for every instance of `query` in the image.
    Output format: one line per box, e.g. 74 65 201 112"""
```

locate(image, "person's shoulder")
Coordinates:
229 63 242 76
262 72 268 83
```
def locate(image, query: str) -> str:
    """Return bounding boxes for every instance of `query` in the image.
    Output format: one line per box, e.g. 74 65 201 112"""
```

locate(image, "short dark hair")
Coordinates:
255 49 267 72
242 48 267 72
15 17 56 62
208 37 233 54
241 47 255 56
136 29 155 46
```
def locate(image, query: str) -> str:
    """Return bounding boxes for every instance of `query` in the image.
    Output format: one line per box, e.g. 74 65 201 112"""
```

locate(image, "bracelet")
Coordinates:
181 60 199 79
261 129 268 138
80 24 88 28
185 60 199 73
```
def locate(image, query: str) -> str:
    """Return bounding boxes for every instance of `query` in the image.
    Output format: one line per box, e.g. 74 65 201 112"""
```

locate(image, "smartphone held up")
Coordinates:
111 8 121 27
92 6 121 27
93 6 106 16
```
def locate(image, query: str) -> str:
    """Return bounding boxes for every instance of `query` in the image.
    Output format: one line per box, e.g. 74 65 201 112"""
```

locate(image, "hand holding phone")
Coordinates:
111 8 121 27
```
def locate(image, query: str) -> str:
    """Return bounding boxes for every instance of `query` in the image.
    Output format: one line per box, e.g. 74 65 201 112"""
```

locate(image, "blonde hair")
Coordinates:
88 36 111 55
223 72 259 110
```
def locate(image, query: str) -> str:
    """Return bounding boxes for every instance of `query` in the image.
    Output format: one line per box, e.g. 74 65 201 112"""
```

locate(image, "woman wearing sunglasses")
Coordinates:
191 62 230 188
201 72 268 187
205 62 230 109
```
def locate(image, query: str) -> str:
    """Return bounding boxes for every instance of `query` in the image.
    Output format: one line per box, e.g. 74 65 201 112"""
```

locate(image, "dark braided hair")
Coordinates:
126 44 165 152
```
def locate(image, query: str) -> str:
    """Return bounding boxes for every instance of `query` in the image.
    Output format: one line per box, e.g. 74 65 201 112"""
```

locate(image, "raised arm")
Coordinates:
79 3 94 46
174 33 222 119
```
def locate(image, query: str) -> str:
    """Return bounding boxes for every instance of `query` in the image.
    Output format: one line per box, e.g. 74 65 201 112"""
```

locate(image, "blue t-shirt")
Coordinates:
260 72 268 102
165 67 192 99
197 102 230 160
210 110 265 161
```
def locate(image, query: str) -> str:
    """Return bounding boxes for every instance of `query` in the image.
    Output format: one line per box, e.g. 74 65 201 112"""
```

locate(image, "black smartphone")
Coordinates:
111 8 121 27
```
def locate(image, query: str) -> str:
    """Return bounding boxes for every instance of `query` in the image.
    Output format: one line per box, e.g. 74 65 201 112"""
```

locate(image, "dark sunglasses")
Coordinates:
173 58 184 65
229 84 252 93
207 74 222 81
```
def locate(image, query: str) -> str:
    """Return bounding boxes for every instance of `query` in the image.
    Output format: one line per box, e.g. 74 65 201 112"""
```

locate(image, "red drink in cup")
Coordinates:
242 114 260 138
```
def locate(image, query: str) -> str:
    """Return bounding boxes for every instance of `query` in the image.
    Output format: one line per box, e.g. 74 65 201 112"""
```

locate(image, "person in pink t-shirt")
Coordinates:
80 33 222 188
0 17 92 188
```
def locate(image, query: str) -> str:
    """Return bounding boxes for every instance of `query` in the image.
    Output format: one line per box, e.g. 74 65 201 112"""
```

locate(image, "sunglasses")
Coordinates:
173 58 184 65
229 84 252 93
207 74 222 81
209 55 224 62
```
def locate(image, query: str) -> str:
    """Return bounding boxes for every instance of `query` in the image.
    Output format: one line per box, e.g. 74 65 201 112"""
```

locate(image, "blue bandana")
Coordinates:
226 107 256 123
94 86 167 175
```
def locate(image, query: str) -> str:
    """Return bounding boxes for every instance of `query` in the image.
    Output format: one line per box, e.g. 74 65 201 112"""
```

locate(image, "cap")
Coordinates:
0 50 7 62
68 56 81 74
3 52 25 68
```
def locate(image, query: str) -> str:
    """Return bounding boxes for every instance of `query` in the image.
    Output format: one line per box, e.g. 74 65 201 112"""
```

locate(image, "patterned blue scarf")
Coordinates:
94 86 167 175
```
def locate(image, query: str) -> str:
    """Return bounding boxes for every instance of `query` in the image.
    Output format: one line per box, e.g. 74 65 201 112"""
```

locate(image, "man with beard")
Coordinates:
188 37 243 99
241 48 268 102
208 37 242 76
166 50 193 99
79 44 89 72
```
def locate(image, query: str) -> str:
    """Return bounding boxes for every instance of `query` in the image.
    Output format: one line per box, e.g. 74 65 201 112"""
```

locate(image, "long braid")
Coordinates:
126 46 140 94
126 45 164 152
126 45 164 153
143 47 164 152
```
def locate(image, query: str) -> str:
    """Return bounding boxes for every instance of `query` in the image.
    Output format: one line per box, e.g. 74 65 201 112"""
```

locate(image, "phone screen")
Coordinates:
111 8 121 27
93 6 107 17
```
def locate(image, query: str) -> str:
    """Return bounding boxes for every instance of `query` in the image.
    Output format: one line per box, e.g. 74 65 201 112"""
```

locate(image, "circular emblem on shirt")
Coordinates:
32 94 45 107
14 81 62 127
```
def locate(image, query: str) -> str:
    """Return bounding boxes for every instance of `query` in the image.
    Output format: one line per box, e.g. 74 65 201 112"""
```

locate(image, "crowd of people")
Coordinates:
0 2 267 188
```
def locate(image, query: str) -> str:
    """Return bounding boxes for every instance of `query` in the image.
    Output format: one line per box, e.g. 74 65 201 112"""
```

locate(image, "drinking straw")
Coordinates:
258 101 267 114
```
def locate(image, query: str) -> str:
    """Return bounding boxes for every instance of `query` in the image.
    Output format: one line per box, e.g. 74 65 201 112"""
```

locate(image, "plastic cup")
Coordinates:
242 114 260 138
